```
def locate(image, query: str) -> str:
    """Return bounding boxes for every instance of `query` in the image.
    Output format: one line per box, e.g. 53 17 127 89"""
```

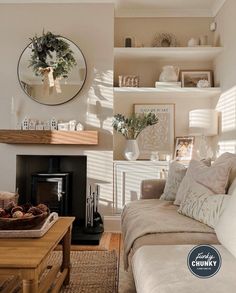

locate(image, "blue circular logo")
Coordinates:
187 245 222 278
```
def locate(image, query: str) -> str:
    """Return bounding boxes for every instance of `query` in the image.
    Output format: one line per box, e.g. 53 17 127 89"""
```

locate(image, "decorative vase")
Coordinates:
188 37 200 47
124 140 140 161
159 66 179 82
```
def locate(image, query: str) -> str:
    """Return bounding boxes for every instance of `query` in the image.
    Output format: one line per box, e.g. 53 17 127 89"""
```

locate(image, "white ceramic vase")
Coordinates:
124 140 140 161
188 37 200 47
159 66 179 82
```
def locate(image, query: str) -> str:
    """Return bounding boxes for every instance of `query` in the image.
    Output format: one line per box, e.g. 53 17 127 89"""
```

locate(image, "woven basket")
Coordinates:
0 192 19 209
0 212 49 230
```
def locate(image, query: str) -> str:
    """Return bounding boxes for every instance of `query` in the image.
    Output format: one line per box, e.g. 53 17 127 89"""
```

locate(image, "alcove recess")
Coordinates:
113 17 222 160
0 130 98 145
114 17 222 87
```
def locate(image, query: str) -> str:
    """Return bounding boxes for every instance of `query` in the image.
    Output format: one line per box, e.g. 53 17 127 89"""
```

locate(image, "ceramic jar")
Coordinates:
159 66 180 82
188 38 200 47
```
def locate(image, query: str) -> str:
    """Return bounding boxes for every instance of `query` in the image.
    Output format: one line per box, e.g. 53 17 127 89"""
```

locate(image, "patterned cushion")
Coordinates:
178 178 230 228
174 153 235 205
160 162 187 201
174 159 209 205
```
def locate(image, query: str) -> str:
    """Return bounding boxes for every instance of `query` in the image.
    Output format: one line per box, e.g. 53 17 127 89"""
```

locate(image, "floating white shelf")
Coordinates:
114 47 223 61
114 87 221 95
114 87 221 92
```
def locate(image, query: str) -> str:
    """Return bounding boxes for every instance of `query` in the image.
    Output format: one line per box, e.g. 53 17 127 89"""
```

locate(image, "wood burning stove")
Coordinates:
31 172 72 216
16 155 103 244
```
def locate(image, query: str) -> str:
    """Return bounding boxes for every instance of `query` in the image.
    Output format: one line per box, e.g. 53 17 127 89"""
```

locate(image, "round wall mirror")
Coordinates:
18 35 87 105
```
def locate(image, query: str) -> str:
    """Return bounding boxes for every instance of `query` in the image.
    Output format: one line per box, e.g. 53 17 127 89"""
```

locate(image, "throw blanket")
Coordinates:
122 199 215 270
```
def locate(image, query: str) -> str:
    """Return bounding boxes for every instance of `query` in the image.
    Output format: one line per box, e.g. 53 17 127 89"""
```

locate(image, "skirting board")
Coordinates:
104 215 121 233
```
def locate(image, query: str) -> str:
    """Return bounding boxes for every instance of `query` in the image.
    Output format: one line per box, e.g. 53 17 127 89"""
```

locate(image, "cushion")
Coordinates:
178 178 230 228
228 164 236 191
174 159 211 205
215 188 236 258
215 152 236 188
160 161 187 201
174 153 234 205
228 177 236 195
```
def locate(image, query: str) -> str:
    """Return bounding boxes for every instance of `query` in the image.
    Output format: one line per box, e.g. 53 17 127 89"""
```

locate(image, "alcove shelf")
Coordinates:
114 47 223 61
114 87 221 94
0 130 98 145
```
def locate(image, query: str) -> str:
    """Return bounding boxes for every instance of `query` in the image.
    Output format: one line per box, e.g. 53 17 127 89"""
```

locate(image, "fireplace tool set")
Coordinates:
85 185 104 234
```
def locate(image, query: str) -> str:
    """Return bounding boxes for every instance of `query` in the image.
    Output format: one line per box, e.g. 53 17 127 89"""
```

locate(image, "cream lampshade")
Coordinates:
189 109 219 159
189 109 218 136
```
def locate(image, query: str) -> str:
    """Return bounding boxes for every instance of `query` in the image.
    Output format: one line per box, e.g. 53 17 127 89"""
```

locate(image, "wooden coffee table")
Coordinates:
0 217 74 293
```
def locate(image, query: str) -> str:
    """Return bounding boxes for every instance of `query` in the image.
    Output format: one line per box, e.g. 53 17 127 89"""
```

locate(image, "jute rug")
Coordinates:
0 250 118 293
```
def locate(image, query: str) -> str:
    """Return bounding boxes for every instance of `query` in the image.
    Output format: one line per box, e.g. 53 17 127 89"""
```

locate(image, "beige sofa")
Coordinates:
121 162 236 293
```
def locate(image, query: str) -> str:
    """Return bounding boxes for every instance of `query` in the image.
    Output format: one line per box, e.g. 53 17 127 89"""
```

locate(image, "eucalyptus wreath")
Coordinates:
29 31 77 79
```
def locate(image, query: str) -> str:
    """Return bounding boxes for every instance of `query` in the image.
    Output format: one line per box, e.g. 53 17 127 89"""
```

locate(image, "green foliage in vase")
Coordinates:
112 113 158 140
29 31 77 79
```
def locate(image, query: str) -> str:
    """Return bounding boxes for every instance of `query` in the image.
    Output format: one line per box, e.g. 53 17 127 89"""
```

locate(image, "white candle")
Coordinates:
11 96 15 114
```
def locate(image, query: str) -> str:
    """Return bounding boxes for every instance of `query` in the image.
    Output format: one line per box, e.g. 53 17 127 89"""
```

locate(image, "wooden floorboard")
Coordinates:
62 232 121 253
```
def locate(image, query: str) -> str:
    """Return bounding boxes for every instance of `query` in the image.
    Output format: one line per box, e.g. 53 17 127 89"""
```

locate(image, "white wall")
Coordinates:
0 3 115 215
213 0 236 154
214 0 236 91
114 16 220 160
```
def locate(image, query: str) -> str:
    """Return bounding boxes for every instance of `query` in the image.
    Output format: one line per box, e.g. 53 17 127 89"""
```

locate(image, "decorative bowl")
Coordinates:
0 212 49 230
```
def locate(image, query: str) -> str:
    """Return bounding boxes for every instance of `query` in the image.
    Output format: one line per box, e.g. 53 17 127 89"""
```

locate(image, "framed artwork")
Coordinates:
180 70 213 88
174 136 195 161
134 103 175 160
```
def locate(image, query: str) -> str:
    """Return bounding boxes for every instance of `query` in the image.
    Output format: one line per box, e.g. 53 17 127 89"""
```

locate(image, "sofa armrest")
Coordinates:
140 179 166 199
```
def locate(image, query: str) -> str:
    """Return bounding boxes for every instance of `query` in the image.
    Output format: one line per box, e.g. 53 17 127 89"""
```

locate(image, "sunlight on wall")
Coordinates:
216 86 236 154
216 86 236 132
218 140 236 156
84 151 114 215
115 171 163 213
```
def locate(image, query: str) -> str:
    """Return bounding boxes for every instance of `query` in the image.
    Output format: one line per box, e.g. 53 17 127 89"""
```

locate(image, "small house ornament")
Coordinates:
16 122 21 130
50 118 58 130
29 119 36 130
76 122 84 131
69 120 77 131
22 117 29 130
43 120 51 131
58 122 69 131
35 121 44 130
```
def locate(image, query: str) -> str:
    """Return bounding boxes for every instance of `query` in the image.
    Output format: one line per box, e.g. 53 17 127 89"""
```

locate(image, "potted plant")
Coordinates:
112 113 158 160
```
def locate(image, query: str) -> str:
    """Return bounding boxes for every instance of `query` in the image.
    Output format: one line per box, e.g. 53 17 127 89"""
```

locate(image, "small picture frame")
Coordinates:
174 136 195 161
180 70 213 88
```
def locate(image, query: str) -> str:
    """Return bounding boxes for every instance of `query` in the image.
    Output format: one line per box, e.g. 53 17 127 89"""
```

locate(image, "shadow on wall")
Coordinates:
85 68 113 150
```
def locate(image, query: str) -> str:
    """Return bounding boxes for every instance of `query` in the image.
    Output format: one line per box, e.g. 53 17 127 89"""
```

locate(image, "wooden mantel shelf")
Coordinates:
0 130 98 145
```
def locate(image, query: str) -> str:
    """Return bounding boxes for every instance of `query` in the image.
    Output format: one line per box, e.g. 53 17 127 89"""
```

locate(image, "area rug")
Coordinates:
52 250 118 293
0 250 118 293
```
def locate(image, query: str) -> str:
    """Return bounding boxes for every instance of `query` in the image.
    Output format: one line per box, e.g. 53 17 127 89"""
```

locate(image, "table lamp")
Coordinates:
189 109 219 159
